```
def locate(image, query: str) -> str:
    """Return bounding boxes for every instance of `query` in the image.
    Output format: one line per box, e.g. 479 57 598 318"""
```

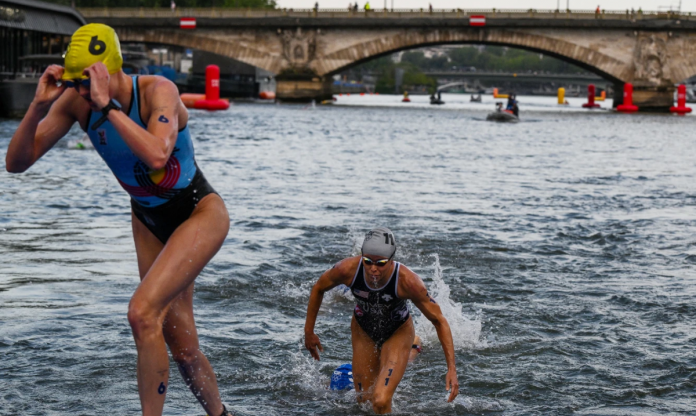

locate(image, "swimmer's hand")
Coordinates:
304 332 324 361
34 65 67 108
83 62 111 110
446 368 459 402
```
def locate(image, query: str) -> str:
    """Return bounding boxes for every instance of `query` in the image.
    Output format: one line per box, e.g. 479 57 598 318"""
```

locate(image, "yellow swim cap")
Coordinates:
63 24 123 80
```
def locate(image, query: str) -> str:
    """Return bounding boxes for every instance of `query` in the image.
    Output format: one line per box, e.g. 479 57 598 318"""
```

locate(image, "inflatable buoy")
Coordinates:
259 91 276 100
617 83 639 113
180 93 206 109
402 91 411 103
670 84 692 114
181 65 230 111
582 84 600 109
493 88 509 99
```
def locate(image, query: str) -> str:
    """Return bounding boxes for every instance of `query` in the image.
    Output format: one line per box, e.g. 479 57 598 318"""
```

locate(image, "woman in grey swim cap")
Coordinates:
304 227 459 414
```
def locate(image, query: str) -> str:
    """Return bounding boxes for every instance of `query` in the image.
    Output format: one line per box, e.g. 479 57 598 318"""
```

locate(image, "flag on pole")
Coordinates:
180 17 196 29
469 15 486 26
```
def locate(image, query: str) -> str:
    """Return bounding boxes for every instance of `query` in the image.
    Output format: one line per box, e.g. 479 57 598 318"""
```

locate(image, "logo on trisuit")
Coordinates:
88 36 106 55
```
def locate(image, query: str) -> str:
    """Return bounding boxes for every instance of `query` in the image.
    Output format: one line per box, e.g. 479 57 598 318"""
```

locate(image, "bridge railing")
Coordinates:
77 7 694 20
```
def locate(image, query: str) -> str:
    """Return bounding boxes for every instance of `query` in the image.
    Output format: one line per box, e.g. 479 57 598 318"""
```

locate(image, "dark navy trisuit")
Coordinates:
349 261 411 346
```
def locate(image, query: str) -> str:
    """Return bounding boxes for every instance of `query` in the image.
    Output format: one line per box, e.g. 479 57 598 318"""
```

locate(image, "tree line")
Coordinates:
351 45 588 93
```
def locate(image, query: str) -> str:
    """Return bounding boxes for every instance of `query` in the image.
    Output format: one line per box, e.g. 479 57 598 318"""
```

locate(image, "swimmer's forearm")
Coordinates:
304 286 325 334
434 320 457 370
6 102 49 172
107 110 172 171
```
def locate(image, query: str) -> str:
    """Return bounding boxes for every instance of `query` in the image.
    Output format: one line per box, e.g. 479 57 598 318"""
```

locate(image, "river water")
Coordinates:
1 94 695 415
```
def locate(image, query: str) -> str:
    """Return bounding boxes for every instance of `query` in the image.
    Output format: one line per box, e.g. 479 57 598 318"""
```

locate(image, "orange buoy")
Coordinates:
259 91 276 100
617 83 639 113
402 91 411 102
180 93 206 109
493 87 509 99
670 84 692 114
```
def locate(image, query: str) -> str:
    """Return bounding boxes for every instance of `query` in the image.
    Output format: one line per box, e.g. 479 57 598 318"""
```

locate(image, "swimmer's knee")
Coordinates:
127 299 162 341
371 392 392 414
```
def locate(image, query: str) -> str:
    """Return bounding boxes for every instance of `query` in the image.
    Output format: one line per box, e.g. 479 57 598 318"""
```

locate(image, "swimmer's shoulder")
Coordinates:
396 263 426 299
326 256 361 284
136 75 188 125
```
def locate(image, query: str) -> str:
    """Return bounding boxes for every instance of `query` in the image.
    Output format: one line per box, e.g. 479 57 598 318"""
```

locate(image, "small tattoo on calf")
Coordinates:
388 369 393 376
385 378 390 386
428 293 437 304
157 382 166 394
158 115 169 123
357 382 362 391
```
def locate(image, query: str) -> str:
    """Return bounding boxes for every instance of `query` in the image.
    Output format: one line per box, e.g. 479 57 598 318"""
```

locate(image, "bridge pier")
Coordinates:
276 76 332 102
612 84 675 112
632 86 675 112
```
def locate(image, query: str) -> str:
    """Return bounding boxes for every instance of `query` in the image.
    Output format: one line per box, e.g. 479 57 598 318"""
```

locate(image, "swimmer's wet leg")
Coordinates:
164 283 225 416
351 317 380 404
371 318 414 414
129 194 230 416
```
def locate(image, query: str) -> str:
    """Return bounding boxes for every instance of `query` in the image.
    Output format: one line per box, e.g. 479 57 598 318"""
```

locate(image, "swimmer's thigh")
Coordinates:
372 317 414 403
130 194 229 314
351 317 380 400
133 213 199 350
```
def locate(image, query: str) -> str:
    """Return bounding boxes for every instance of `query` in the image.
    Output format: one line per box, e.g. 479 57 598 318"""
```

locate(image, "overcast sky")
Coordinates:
276 0 693 12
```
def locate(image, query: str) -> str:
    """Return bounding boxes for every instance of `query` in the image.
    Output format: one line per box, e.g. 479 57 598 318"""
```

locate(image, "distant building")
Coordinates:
0 0 85 117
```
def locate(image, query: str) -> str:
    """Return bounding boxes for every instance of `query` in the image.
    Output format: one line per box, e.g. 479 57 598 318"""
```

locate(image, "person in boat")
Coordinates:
506 93 519 117
304 227 459 414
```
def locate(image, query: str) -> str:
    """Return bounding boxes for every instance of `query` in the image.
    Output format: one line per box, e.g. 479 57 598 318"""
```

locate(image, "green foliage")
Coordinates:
42 0 276 8
359 45 586 78
355 45 586 94
447 46 585 74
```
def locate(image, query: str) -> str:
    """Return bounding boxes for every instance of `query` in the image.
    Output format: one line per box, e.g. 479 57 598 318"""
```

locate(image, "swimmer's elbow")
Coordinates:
5 158 29 173
145 153 169 171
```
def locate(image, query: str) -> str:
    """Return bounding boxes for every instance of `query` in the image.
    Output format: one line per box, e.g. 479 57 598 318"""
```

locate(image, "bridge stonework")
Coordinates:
105 15 696 109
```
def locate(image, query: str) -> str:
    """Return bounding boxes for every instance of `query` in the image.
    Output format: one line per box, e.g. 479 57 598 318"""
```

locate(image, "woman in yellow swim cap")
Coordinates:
7 23 233 416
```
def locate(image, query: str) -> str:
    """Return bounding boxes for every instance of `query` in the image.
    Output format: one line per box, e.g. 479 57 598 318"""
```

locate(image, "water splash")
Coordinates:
414 254 484 350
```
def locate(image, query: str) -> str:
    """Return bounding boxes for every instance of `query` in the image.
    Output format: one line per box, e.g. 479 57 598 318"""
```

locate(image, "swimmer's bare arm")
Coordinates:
400 267 460 402
304 257 358 360
6 65 77 173
87 63 179 171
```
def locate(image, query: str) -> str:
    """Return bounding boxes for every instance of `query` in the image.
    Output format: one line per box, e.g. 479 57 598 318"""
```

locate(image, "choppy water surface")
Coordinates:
1 95 696 415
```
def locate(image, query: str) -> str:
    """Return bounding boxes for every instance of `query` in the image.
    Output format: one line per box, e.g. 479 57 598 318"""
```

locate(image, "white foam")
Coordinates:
414 254 485 350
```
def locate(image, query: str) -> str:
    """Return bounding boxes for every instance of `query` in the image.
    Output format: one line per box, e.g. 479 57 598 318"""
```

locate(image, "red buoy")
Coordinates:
616 83 638 113
670 84 692 114
192 65 230 111
582 84 600 109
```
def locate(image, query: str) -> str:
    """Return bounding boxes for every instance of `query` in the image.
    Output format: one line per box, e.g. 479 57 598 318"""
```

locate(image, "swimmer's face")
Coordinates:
362 255 393 281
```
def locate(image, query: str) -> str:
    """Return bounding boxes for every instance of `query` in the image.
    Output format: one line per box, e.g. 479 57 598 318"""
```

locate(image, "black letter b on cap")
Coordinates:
89 36 106 55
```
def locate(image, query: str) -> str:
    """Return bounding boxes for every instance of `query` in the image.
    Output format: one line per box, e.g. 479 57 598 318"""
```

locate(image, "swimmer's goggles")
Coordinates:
361 254 393 267
64 78 91 90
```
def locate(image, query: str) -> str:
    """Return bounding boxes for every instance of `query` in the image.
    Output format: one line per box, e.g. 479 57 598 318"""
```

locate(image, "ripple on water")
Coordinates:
1 100 696 414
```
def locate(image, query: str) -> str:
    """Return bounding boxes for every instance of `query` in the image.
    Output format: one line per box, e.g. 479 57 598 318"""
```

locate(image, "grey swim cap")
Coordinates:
361 227 396 259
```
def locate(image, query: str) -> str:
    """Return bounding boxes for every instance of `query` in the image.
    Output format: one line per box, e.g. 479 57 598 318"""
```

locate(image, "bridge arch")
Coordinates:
316 29 630 84
116 28 286 73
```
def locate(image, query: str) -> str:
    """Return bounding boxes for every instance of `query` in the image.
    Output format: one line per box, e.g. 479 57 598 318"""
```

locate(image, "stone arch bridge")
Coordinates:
82 8 696 109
